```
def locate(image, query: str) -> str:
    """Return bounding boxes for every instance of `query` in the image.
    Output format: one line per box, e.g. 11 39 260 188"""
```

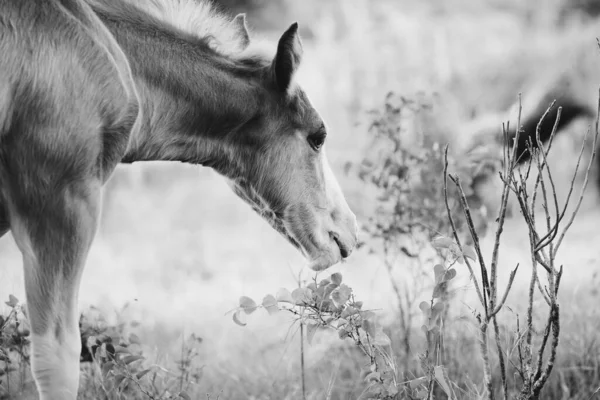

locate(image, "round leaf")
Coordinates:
433 264 445 281
276 288 293 303
463 245 477 261
331 284 352 308
445 268 457 281
292 287 312 305
232 310 247 326
262 295 279 315
330 272 343 285
372 331 391 346
432 236 454 250
5 294 18 308
122 355 144 365
239 296 258 314
419 301 431 317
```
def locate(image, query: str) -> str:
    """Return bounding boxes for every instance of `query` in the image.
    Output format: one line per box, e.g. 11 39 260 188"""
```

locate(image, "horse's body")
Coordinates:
0 1 358 398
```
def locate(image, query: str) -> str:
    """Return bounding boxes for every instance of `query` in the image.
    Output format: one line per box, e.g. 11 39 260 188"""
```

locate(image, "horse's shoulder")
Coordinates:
0 0 139 179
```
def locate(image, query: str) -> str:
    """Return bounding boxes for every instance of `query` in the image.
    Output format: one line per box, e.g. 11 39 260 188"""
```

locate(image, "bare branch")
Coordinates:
443 146 485 307
449 173 491 313
554 87 600 253
532 305 560 397
492 316 508 400
491 264 519 317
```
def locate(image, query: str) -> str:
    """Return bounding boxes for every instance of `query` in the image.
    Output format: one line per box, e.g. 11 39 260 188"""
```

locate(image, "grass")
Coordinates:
2 0 600 398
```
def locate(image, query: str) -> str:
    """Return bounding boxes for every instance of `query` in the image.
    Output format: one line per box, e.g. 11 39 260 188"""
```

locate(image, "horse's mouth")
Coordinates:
268 215 341 269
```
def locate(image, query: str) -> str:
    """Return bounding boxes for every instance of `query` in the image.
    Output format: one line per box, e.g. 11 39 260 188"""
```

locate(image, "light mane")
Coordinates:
100 0 274 61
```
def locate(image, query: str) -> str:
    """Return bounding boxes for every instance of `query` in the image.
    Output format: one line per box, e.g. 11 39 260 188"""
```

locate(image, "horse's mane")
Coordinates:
88 0 272 65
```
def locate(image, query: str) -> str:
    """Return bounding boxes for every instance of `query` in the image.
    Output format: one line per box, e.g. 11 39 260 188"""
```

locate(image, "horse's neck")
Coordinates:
96 7 263 165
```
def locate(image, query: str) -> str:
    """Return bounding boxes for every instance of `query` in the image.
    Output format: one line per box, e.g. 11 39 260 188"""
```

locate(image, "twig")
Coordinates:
449 173 491 316
492 317 508 400
300 316 306 400
443 147 485 307
554 88 600 253
491 265 519 317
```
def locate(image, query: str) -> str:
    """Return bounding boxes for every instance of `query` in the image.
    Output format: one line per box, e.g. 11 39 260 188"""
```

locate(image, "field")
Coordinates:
2 0 600 399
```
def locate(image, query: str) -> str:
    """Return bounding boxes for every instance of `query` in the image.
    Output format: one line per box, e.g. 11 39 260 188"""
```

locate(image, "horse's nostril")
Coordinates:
331 233 349 258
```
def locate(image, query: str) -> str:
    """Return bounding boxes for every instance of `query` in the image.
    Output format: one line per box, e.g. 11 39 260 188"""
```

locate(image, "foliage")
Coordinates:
0 298 205 400
232 272 398 399
0 295 30 397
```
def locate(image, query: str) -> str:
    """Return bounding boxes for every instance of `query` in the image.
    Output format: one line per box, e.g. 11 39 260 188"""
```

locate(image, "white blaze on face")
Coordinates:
305 147 358 271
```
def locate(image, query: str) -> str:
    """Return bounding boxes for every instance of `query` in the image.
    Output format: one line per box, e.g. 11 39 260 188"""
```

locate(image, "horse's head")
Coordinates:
226 23 358 271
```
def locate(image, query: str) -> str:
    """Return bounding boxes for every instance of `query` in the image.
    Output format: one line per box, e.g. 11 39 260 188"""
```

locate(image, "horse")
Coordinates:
0 0 358 398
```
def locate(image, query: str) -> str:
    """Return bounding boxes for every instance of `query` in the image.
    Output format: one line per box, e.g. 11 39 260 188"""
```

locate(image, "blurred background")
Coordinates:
2 0 600 398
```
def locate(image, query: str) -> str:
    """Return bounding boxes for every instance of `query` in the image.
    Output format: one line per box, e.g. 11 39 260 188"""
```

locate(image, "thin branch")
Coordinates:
478 318 494 400
533 107 563 252
554 88 600 253
532 305 560 397
491 264 519 317
492 317 508 400
443 146 485 307
449 174 491 313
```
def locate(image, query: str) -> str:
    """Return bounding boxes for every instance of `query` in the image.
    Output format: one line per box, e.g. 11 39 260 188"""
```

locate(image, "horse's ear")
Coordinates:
272 22 303 93
231 13 250 50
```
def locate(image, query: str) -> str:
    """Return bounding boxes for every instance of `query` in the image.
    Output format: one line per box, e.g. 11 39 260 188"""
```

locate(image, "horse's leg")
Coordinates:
0 203 10 238
8 178 101 400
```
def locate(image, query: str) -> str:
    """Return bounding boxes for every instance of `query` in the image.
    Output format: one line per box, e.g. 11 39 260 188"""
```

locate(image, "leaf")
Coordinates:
463 245 477 261
262 295 279 315
433 282 447 298
307 282 317 292
318 278 331 287
306 323 319 345
128 333 141 345
101 361 115 377
178 391 192 400
431 301 445 320
331 284 352 308
276 288 293 303
239 296 258 314
330 272 343 285
434 365 453 398
408 376 427 390
113 374 127 389
444 268 457 281
292 287 312 305
317 299 335 312
341 306 359 319
372 330 391 346
432 236 454 250
360 310 377 323
433 264 445 281
114 346 130 355
386 381 399 396
232 310 247 326
122 355 144 365
338 328 350 339
5 294 18 308
324 283 339 298
136 368 152 380
363 319 378 337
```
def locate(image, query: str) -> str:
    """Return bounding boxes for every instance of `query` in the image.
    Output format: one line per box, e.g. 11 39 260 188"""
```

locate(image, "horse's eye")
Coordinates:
308 132 326 151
